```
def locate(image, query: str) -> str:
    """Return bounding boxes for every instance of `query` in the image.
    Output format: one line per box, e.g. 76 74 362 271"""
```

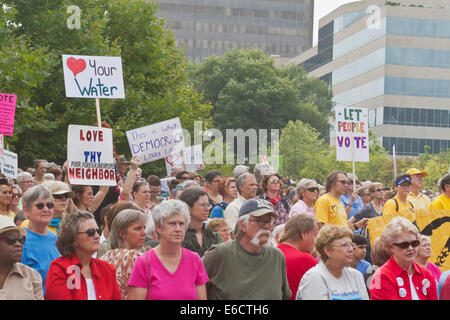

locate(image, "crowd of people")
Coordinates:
0 157 449 300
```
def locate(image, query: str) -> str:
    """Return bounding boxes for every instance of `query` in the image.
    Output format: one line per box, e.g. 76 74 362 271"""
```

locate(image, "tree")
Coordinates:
189 48 333 139
0 0 211 176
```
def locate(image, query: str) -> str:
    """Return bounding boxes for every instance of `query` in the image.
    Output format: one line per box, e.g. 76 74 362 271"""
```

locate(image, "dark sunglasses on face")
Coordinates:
53 194 67 200
1 234 26 245
77 228 101 237
35 202 54 209
306 187 319 192
393 240 420 249
12 193 22 198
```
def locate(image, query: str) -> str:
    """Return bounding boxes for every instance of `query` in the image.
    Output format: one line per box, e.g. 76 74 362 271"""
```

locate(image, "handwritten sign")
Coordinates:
62 55 125 99
335 107 369 162
126 118 184 165
67 125 116 186
0 150 18 179
0 93 16 136
164 144 205 176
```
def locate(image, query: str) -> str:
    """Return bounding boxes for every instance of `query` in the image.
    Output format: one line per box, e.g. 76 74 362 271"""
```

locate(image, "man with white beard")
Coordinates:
202 198 291 300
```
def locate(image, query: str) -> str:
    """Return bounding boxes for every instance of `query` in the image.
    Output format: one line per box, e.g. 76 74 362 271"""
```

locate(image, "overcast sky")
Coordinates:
313 0 357 44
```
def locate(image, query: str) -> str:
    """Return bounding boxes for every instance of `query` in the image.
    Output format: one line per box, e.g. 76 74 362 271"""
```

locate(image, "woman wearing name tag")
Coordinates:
369 217 437 300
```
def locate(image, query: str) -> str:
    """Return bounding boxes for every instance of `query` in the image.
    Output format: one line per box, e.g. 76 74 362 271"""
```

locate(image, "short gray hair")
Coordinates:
152 199 190 230
109 209 148 249
381 216 419 247
17 172 32 183
296 178 318 199
22 185 53 210
236 173 254 194
234 214 250 241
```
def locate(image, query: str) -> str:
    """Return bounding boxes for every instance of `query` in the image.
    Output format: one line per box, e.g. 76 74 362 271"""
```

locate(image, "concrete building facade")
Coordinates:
156 0 314 62
283 0 450 156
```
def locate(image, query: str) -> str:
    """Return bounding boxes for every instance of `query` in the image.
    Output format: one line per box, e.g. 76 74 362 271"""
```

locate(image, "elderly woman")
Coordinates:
127 200 209 300
210 177 238 219
296 224 369 300
41 181 74 234
45 211 121 300
415 234 442 284
289 178 319 218
21 185 61 291
207 218 230 242
179 188 222 256
260 173 292 226
100 209 148 300
369 217 437 300
0 215 43 299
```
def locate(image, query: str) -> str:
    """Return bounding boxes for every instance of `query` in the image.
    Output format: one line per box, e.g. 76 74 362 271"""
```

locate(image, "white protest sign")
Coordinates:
164 144 205 176
0 150 17 179
62 55 125 99
126 118 184 165
67 125 116 186
335 107 369 162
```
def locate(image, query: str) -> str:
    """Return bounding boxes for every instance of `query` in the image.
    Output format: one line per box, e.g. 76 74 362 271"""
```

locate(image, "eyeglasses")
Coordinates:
376 189 385 192
337 180 349 185
53 194 67 200
35 202 54 209
197 203 212 209
268 179 280 184
306 187 319 192
393 240 420 249
0 234 26 245
249 218 275 228
180 176 190 180
12 193 22 198
335 242 355 250
77 228 101 237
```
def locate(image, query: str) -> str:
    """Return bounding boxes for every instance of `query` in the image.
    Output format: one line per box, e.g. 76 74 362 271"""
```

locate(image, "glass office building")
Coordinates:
283 0 450 156
156 0 314 62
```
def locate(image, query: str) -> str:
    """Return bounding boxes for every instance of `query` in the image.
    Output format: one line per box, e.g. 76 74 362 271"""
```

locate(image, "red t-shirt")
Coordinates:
277 243 318 300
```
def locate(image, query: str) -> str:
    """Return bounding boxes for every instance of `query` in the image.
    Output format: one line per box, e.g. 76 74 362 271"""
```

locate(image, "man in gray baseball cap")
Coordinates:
202 198 291 300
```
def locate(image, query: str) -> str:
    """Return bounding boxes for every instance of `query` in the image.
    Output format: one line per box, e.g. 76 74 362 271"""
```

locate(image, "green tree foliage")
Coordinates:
0 0 211 176
188 49 333 138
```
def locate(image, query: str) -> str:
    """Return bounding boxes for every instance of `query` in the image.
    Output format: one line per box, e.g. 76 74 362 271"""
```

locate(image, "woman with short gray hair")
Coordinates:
369 217 437 300
128 199 209 300
289 179 319 218
415 234 442 284
100 209 148 300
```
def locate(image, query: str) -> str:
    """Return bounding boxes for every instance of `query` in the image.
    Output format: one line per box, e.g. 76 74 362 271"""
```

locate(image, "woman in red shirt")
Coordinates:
45 211 121 300
369 216 437 300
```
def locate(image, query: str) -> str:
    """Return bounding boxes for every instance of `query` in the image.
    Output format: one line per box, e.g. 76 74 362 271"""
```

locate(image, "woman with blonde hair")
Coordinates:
296 224 368 300
369 217 437 300
415 234 442 284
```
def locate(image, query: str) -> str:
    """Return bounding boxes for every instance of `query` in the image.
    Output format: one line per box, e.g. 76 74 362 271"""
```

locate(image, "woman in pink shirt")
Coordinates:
289 179 319 218
127 200 209 300
415 235 442 284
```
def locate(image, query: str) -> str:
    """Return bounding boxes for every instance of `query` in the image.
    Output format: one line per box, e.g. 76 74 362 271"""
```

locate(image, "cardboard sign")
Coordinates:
335 107 369 162
67 125 116 186
0 93 16 136
126 118 184 165
164 144 205 176
0 150 17 179
62 55 125 99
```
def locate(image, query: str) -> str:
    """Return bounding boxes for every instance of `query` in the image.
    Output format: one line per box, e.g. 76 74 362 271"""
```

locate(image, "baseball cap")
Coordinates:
0 215 26 237
234 165 249 179
42 181 75 198
117 155 127 163
406 168 428 177
238 198 277 219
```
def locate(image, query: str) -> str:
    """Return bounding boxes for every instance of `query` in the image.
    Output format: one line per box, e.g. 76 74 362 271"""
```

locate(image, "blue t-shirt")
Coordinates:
356 259 371 275
21 228 61 291
210 202 228 219
339 194 364 218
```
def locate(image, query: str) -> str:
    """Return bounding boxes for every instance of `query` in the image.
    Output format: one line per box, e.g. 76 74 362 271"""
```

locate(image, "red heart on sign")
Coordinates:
166 153 180 167
67 57 86 77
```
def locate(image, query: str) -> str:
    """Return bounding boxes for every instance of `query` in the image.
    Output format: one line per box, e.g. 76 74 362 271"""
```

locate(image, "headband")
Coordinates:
395 176 411 186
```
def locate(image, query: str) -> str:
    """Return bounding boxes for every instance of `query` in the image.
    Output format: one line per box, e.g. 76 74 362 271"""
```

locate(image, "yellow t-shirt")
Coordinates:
383 195 414 216
429 193 450 210
314 193 348 227
407 193 431 210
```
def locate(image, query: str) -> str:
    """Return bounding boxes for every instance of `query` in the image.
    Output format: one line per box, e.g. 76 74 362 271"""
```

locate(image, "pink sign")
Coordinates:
0 93 17 136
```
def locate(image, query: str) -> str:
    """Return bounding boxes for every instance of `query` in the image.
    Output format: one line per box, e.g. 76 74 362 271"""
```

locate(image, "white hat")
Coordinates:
0 215 26 237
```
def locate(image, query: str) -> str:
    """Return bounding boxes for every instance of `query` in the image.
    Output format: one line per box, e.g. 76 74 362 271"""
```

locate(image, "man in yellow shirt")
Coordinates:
406 168 431 210
430 174 450 210
314 170 367 231
383 173 414 216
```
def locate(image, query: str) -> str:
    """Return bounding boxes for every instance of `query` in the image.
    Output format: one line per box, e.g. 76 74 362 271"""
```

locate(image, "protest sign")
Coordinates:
0 93 17 136
67 125 116 186
164 144 205 176
335 107 369 162
126 118 184 165
0 150 18 179
62 55 125 99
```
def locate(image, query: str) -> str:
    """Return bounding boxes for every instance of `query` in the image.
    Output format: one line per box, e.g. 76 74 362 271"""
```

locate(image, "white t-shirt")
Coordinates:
409 274 420 300
296 262 369 300
85 278 97 300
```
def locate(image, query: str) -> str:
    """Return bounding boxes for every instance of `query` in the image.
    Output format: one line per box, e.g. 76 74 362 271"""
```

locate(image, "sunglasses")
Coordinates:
53 194 68 200
306 187 319 192
376 188 385 192
77 228 101 237
35 202 54 209
1 234 26 245
12 193 22 198
393 240 420 249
